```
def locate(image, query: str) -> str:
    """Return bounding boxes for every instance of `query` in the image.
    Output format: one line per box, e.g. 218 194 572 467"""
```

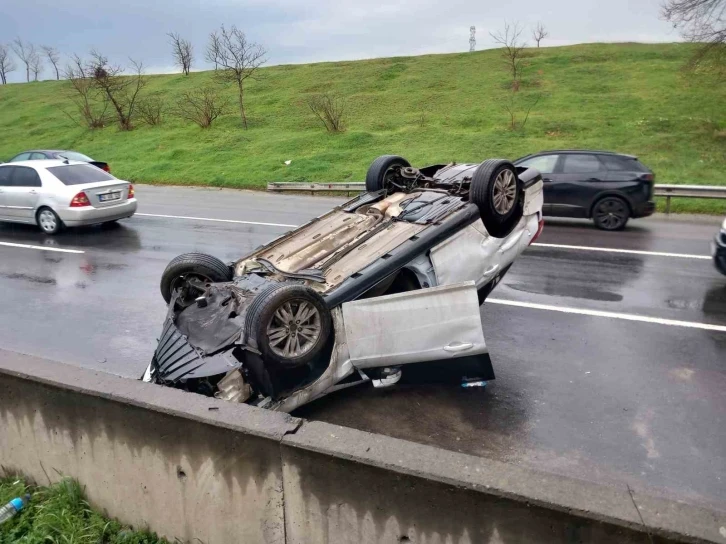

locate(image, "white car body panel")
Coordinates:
342 281 487 369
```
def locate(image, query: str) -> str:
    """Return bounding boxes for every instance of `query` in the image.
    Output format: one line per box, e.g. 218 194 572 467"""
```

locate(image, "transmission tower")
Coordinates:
469 26 476 52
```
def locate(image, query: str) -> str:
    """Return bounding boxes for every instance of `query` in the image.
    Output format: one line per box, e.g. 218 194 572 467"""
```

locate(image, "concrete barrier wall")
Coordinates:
1 349 724 544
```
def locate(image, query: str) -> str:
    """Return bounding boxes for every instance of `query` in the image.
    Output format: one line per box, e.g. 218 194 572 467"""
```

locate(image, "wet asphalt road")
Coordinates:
1 185 725 509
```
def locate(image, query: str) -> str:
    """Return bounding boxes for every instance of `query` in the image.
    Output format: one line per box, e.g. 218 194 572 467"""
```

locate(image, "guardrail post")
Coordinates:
665 195 671 215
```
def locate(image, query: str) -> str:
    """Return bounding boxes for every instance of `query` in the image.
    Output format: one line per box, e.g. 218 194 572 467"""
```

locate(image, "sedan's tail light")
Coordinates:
127 184 135 199
529 218 545 245
70 191 91 207
102 164 111 173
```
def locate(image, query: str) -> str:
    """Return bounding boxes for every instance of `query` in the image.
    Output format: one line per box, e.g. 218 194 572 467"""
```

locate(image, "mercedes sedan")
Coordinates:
0 160 136 234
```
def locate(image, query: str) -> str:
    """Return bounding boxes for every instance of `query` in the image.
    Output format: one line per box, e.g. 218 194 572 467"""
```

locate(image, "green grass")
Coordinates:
0 42 724 213
0 477 168 543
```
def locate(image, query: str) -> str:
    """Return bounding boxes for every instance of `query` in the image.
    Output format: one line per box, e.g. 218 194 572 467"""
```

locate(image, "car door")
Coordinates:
4 166 42 221
341 281 488 369
515 154 559 214
548 153 606 218
0 166 14 220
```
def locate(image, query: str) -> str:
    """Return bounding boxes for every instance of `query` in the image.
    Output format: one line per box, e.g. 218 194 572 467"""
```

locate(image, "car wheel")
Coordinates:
592 197 630 231
36 207 63 235
160 253 233 306
365 155 411 193
470 159 523 238
246 283 332 368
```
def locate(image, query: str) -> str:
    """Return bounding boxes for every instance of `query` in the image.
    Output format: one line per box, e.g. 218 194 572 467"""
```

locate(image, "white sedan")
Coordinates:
0 160 137 234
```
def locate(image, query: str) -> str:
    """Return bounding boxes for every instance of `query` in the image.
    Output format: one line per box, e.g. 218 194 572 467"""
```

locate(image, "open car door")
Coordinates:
341 281 493 382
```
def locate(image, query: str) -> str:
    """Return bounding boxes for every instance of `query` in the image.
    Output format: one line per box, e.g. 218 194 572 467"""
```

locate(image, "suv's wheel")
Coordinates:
36 207 63 235
365 155 411 192
470 159 523 238
592 197 630 231
160 253 233 306
246 284 332 368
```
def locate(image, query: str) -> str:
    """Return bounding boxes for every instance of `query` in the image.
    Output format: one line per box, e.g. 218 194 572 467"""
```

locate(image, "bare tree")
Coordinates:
64 53 109 128
205 25 266 128
88 51 147 130
168 32 193 75
175 86 228 128
208 31 221 70
490 22 527 87
137 94 165 125
30 50 42 81
503 93 540 130
663 0 725 72
0 44 16 84
10 38 36 82
532 22 549 47
42 45 61 80
307 93 346 132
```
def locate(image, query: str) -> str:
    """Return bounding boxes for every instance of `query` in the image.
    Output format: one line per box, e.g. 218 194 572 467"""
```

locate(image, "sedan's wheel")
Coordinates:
593 197 630 231
37 208 63 235
365 155 411 193
470 159 523 238
246 284 331 368
159 253 233 306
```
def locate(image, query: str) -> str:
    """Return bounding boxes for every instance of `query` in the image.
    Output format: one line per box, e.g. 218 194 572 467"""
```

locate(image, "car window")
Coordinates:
10 166 42 188
599 155 649 172
47 164 115 185
10 153 32 162
0 166 14 186
57 151 93 162
518 155 559 174
30 152 47 160
562 154 603 174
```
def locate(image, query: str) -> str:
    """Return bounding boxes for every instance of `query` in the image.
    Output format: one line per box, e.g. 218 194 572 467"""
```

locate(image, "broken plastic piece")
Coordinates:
214 369 252 403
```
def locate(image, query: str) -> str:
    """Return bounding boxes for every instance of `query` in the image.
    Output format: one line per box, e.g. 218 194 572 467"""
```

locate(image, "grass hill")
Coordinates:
0 42 724 212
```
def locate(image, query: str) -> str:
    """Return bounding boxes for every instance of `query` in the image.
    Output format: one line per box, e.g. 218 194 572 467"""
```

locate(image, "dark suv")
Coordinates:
514 150 655 230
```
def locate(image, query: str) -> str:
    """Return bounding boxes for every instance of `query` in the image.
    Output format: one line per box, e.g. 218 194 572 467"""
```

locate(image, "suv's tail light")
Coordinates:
640 173 654 181
529 218 545 245
70 191 91 207
127 184 135 199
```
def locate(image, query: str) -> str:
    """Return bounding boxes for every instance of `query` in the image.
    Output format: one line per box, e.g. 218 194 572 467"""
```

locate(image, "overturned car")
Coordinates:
142 155 544 411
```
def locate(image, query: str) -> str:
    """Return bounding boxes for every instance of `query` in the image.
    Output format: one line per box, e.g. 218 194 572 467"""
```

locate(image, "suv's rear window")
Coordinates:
47 164 115 185
599 155 649 172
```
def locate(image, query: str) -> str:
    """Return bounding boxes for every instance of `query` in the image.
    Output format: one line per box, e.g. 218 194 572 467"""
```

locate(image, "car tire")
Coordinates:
160 253 233 305
36 207 63 235
245 283 332 368
470 159 523 238
365 155 411 193
592 197 630 231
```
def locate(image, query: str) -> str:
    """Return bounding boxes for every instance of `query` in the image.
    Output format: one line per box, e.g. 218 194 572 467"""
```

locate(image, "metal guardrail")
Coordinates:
653 184 726 214
267 181 726 213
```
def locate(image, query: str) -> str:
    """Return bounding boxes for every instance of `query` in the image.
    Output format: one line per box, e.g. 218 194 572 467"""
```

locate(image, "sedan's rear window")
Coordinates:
47 164 115 185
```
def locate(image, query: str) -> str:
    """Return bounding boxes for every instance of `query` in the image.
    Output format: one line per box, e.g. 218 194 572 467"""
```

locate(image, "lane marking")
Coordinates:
136 212 297 228
487 298 726 332
0 241 85 254
531 242 710 260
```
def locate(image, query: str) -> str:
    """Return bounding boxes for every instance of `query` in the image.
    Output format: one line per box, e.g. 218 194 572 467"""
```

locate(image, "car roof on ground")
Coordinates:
2 160 89 169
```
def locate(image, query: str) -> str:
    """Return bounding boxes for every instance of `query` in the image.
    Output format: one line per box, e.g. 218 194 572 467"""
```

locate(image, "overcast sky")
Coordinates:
1 0 679 83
